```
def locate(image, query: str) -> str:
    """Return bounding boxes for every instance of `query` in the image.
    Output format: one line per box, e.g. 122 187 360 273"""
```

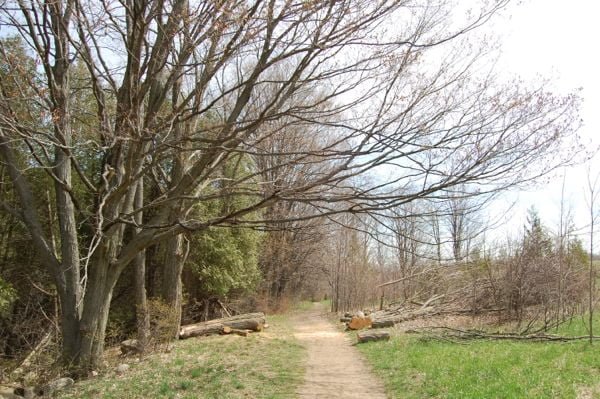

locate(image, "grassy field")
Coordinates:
357 315 600 399
60 314 304 399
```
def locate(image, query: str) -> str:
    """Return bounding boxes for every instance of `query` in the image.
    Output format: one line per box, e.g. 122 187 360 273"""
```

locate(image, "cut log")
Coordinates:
197 312 265 326
180 323 225 338
340 317 352 323
357 331 390 343
371 320 395 328
224 318 264 331
369 307 438 328
179 313 265 339
347 316 372 330
222 326 251 337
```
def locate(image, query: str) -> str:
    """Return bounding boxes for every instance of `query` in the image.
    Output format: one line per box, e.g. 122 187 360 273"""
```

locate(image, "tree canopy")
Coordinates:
0 0 582 372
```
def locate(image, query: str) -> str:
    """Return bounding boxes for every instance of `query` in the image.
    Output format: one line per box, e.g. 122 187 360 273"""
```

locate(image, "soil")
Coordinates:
291 303 388 399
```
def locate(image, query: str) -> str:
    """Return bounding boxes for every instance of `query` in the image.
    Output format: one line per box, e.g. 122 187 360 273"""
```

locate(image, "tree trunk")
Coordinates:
47 3 83 366
75 239 122 374
159 91 189 338
134 180 150 350
58 289 82 365
161 234 186 339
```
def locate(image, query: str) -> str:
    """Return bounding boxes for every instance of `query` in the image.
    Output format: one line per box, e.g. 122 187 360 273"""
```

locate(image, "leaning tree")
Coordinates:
0 0 581 373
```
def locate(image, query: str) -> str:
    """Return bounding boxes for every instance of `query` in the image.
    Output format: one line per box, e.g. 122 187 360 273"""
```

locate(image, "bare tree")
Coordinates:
390 202 425 299
430 208 443 265
253 112 337 305
443 188 488 263
328 214 378 312
0 0 581 372
585 167 599 343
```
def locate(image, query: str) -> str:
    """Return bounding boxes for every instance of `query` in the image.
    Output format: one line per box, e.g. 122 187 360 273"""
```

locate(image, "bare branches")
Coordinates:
0 0 585 369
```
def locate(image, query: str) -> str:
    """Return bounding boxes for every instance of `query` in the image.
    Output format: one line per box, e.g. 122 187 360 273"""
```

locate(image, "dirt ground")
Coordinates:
291 303 388 399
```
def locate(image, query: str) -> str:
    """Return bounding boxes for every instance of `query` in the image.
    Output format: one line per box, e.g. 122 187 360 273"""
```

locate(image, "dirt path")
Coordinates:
292 303 388 399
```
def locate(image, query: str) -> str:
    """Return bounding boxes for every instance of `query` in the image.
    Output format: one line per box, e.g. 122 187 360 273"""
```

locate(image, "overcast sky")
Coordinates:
489 0 600 242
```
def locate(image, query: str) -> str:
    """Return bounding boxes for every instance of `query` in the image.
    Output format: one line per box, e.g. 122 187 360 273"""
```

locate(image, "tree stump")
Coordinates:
347 316 372 330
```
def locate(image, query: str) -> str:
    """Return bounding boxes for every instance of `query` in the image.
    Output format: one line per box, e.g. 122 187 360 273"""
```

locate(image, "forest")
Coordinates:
0 0 594 392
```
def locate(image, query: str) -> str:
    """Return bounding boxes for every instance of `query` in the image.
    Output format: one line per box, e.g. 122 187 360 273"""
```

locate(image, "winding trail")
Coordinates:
292 303 388 399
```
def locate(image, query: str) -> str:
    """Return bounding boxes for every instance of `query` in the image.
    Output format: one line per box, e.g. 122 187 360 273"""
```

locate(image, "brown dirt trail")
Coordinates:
291 303 388 399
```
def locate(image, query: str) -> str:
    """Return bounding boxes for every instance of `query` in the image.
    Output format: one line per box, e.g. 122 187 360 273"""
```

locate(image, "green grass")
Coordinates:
60 314 305 399
555 313 598 337
357 315 600 399
293 298 331 312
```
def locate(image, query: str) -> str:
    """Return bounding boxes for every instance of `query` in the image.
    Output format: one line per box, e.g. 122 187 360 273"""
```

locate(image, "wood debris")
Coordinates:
179 312 265 339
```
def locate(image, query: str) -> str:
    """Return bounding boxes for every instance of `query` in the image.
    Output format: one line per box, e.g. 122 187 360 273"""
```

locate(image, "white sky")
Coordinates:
489 0 600 243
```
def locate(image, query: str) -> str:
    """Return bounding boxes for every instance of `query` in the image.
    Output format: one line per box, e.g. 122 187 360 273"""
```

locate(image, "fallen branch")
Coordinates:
11 330 54 377
216 299 232 318
406 326 600 342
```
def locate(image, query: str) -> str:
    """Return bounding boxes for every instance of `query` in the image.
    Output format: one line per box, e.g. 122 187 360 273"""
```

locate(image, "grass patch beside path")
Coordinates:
357 323 600 399
60 314 304 399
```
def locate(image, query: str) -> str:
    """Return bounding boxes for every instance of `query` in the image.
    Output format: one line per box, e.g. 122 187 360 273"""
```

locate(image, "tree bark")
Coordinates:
161 234 186 339
75 239 122 373
133 180 150 350
53 52 83 368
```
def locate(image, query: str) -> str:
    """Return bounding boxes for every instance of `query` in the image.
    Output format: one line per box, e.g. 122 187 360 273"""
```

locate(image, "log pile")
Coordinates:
340 295 458 343
369 305 438 329
179 312 266 339
341 296 582 344
362 294 500 329
341 303 441 331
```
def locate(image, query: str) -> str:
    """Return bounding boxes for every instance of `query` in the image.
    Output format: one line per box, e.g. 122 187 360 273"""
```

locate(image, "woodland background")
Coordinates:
0 0 594 380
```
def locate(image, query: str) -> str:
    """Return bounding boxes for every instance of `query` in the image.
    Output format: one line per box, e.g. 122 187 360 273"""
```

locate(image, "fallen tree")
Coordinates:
370 308 502 328
368 292 504 329
406 326 600 342
179 313 266 339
